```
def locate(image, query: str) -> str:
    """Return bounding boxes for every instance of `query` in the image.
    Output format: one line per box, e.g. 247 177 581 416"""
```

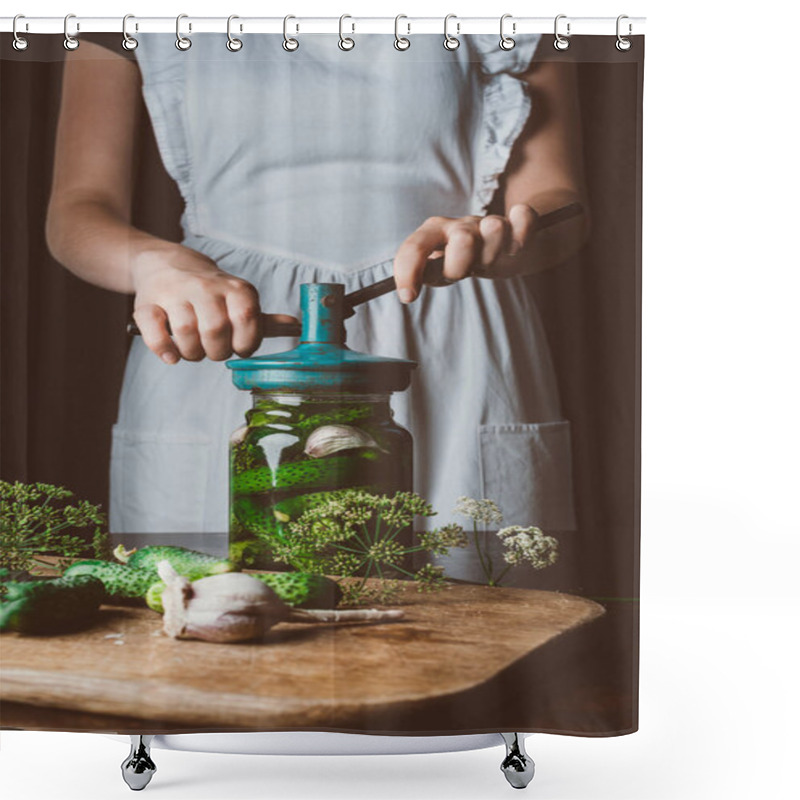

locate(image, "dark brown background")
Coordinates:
1 35 642 735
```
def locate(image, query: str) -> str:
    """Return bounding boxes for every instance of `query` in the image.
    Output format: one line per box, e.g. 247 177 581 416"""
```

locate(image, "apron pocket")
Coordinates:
110 425 212 534
477 420 577 532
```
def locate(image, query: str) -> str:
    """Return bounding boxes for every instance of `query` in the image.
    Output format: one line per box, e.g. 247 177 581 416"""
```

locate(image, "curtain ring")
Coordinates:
12 14 29 51
226 15 243 51
443 14 460 51
616 15 632 51
122 14 138 51
499 14 516 51
553 14 570 51
63 13 79 51
175 14 192 51
394 14 410 51
283 15 299 51
339 14 355 51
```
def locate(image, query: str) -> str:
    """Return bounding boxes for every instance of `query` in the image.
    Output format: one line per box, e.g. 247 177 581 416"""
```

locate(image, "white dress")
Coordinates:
110 33 577 578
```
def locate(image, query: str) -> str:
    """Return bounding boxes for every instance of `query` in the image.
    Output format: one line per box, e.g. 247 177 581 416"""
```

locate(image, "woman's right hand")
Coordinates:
46 43 296 365
131 244 294 364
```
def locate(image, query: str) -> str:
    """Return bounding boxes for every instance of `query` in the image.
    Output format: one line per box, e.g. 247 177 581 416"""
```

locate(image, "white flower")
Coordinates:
497 526 559 570
453 496 504 525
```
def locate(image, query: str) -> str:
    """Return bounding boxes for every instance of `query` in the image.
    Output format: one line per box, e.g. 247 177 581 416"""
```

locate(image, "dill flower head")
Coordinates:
377 491 435 528
277 488 444 602
497 526 559 570
366 538 405 566
418 523 468 555
414 562 448 592
453 496 504 525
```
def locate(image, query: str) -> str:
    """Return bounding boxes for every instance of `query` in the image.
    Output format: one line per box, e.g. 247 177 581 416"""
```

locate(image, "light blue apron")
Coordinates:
111 33 576 581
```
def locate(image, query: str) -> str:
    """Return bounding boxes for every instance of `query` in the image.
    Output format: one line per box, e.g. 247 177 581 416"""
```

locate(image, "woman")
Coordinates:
46 32 587 578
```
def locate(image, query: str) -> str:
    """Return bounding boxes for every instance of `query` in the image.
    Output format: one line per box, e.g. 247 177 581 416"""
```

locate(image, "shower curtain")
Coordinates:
1 23 643 738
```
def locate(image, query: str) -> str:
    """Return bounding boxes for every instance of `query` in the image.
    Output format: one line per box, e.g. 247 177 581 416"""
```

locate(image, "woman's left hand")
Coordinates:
392 203 538 303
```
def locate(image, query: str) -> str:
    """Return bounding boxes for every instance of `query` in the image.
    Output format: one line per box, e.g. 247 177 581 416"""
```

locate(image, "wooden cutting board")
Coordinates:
1 581 603 730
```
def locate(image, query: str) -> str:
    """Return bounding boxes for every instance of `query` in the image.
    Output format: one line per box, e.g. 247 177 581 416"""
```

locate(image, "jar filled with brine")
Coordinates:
227 283 416 570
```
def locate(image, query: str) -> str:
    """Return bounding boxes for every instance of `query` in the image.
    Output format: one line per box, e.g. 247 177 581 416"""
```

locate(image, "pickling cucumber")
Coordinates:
233 452 378 498
0 574 106 634
251 571 342 609
274 452 378 489
62 560 156 605
243 405 374 442
295 405 374 434
113 545 235 578
231 465 273 494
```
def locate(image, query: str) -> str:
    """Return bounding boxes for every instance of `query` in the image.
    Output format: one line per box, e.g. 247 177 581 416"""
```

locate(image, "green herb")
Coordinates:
0 481 110 573
270 489 469 606
453 496 560 586
231 439 265 474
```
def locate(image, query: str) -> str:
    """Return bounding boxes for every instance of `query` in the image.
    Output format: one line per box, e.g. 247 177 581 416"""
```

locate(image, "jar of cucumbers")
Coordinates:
227 283 416 569
230 391 412 549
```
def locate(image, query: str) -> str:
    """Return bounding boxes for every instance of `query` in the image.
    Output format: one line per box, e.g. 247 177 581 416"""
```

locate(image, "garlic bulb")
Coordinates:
304 424 386 459
157 561 289 643
157 561 407 644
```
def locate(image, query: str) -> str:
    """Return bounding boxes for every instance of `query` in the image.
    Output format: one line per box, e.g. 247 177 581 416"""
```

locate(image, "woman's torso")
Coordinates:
135 33 494 269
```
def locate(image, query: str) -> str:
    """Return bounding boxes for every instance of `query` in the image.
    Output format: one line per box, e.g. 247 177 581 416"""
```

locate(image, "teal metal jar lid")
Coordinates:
227 283 417 394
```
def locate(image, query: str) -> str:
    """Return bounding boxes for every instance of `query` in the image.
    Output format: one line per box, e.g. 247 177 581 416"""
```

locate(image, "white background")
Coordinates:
2 1 799 798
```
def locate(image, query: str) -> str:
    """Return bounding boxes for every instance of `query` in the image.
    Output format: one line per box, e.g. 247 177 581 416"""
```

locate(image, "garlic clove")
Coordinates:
304 424 387 459
181 609 269 643
158 561 290 643
158 561 194 639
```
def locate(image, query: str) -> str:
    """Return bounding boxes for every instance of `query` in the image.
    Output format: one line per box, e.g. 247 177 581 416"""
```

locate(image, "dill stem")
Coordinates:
472 523 493 585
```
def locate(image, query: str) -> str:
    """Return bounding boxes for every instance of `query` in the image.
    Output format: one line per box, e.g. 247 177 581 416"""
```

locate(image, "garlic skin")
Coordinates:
229 424 248 445
304 424 386 459
157 561 289 643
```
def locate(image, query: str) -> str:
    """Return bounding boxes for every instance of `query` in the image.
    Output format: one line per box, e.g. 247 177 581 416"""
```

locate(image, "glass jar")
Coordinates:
230 390 413 564
227 282 417 571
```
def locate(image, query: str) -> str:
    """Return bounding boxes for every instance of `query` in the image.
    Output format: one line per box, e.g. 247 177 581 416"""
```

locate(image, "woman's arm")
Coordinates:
46 42 271 363
501 59 589 272
393 59 589 302
47 41 156 293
